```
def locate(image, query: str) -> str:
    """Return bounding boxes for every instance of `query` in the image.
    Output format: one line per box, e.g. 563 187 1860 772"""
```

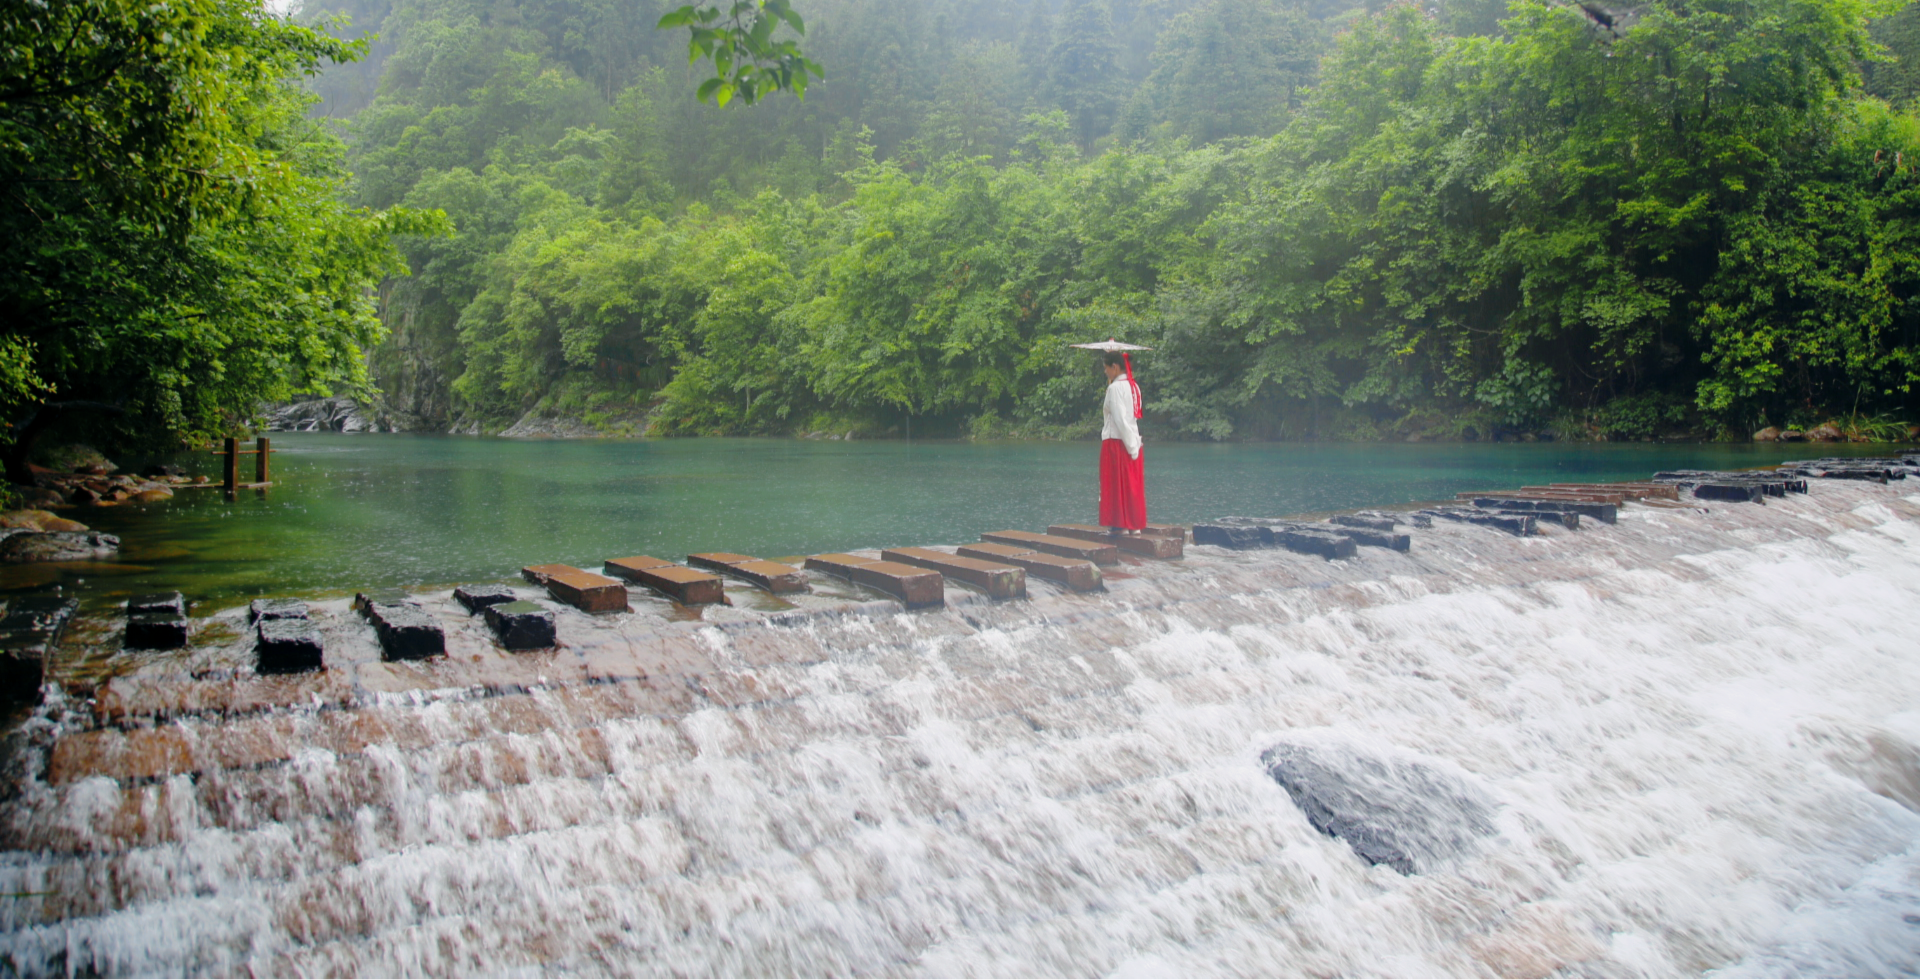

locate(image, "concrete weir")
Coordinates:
7 483 1920 976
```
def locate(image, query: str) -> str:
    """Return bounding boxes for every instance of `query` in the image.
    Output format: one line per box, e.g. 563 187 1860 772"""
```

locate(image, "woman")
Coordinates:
1099 350 1146 534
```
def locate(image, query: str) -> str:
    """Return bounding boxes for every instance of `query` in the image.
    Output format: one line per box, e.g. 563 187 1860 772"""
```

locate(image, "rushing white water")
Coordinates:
2 485 1919 976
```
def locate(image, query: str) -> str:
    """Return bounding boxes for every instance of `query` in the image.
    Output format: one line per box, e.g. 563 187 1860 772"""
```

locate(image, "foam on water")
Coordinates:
1 485 1919 975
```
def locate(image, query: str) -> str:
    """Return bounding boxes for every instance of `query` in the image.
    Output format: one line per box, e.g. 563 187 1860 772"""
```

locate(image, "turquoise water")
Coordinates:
10 434 1908 608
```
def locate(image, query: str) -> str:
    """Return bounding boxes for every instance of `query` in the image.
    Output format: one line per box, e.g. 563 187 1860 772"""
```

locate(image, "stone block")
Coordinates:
882 547 1027 600
544 569 628 612
454 584 519 613
802 553 878 579
1313 524 1410 551
1330 514 1399 532
1141 524 1186 543
606 558 726 604
686 552 757 570
1692 483 1764 502
603 555 674 577
726 560 809 594
248 598 308 624
849 560 944 609
1275 528 1357 560
956 543 1102 592
1046 525 1184 559
1192 524 1271 550
1469 498 1617 524
980 530 1120 565
521 563 576 585
351 589 410 612
256 618 323 674
127 592 187 617
362 601 446 661
1424 509 1537 536
125 613 188 650
484 600 557 650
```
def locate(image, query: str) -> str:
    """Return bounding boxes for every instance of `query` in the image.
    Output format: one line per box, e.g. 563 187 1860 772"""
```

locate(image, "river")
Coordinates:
14 434 1905 609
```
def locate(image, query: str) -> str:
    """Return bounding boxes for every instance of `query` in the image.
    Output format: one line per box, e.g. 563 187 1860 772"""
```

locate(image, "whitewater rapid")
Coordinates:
1 484 1918 976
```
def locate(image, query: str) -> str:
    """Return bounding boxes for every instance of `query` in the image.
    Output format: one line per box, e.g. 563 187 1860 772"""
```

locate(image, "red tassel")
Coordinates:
1123 351 1142 419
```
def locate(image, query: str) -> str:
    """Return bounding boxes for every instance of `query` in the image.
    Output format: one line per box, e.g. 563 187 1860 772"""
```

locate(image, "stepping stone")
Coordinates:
521 563 576 585
128 592 187 618
957 542 1102 592
604 556 726 604
686 552 757 569
1468 498 1617 524
688 554 807 594
484 600 557 650
1423 509 1536 536
1330 514 1399 532
454 584 519 613
805 554 943 609
980 530 1119 565
1692 483 1765 502
1047 525 1185 559
883 547 1027 600
125 613 188 650
358 599 446 661
1141 524 1186 543
1192 524 1270 550
1550 482 1679 500
351 589 410 612
543 568 629 612
1476 504 1578 529
1273 528 1357 560
248 598 308 624
256 618 323 674
1519 486 1627 504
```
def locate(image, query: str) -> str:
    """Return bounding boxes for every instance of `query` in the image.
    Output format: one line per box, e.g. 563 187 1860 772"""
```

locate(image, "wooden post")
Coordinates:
255 436 270 485
223 437 239 490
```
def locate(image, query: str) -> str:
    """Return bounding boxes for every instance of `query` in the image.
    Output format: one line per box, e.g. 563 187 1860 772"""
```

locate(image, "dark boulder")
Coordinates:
1331 514 1399 533
1263 741 1495 874
485 600 557 650
1275 528 1358 560
256 618 323 674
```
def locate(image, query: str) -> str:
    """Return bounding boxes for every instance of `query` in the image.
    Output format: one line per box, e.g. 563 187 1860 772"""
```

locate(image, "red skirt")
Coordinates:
1099 439 1146 529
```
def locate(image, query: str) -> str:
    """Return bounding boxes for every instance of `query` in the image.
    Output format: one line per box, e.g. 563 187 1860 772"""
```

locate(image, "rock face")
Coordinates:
1753 426 1782 442
266 397 388 433
498 412 602 439
1806 423 1844 442
0 531 120 563
1262 741 1495 875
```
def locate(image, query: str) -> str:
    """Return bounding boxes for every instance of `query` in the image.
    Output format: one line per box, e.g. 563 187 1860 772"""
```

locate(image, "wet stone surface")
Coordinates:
247 598 308 624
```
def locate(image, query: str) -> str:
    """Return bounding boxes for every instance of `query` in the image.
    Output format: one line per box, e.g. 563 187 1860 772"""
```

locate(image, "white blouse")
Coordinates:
1101 375 1142 458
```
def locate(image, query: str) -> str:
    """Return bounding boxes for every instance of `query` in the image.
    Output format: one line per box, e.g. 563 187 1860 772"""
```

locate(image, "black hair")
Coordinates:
1103 350 1126 368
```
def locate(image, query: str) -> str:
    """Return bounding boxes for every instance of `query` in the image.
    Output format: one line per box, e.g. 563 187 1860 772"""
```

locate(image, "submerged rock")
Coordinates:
1263 741 1495 874
0 531 119 563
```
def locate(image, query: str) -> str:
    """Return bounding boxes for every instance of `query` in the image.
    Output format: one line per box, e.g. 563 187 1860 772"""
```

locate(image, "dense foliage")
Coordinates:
333 0 1920 440
0 0 438 474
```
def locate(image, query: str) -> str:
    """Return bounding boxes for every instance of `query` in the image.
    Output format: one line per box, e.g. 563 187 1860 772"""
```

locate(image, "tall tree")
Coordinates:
1048 0 1123 148
0 0 438 478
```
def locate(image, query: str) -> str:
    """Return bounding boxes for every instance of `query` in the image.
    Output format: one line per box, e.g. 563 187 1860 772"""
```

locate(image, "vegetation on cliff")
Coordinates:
332 0 1920 441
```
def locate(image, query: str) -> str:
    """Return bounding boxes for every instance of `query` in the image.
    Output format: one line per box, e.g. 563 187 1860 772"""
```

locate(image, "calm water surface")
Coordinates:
12 434 1906 609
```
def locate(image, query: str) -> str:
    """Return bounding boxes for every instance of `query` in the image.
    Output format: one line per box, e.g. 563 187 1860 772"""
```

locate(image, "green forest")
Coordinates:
10 0 1920 454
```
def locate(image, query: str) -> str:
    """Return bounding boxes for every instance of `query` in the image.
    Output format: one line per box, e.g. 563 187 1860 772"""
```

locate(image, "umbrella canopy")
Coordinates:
1067 338 1155 352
